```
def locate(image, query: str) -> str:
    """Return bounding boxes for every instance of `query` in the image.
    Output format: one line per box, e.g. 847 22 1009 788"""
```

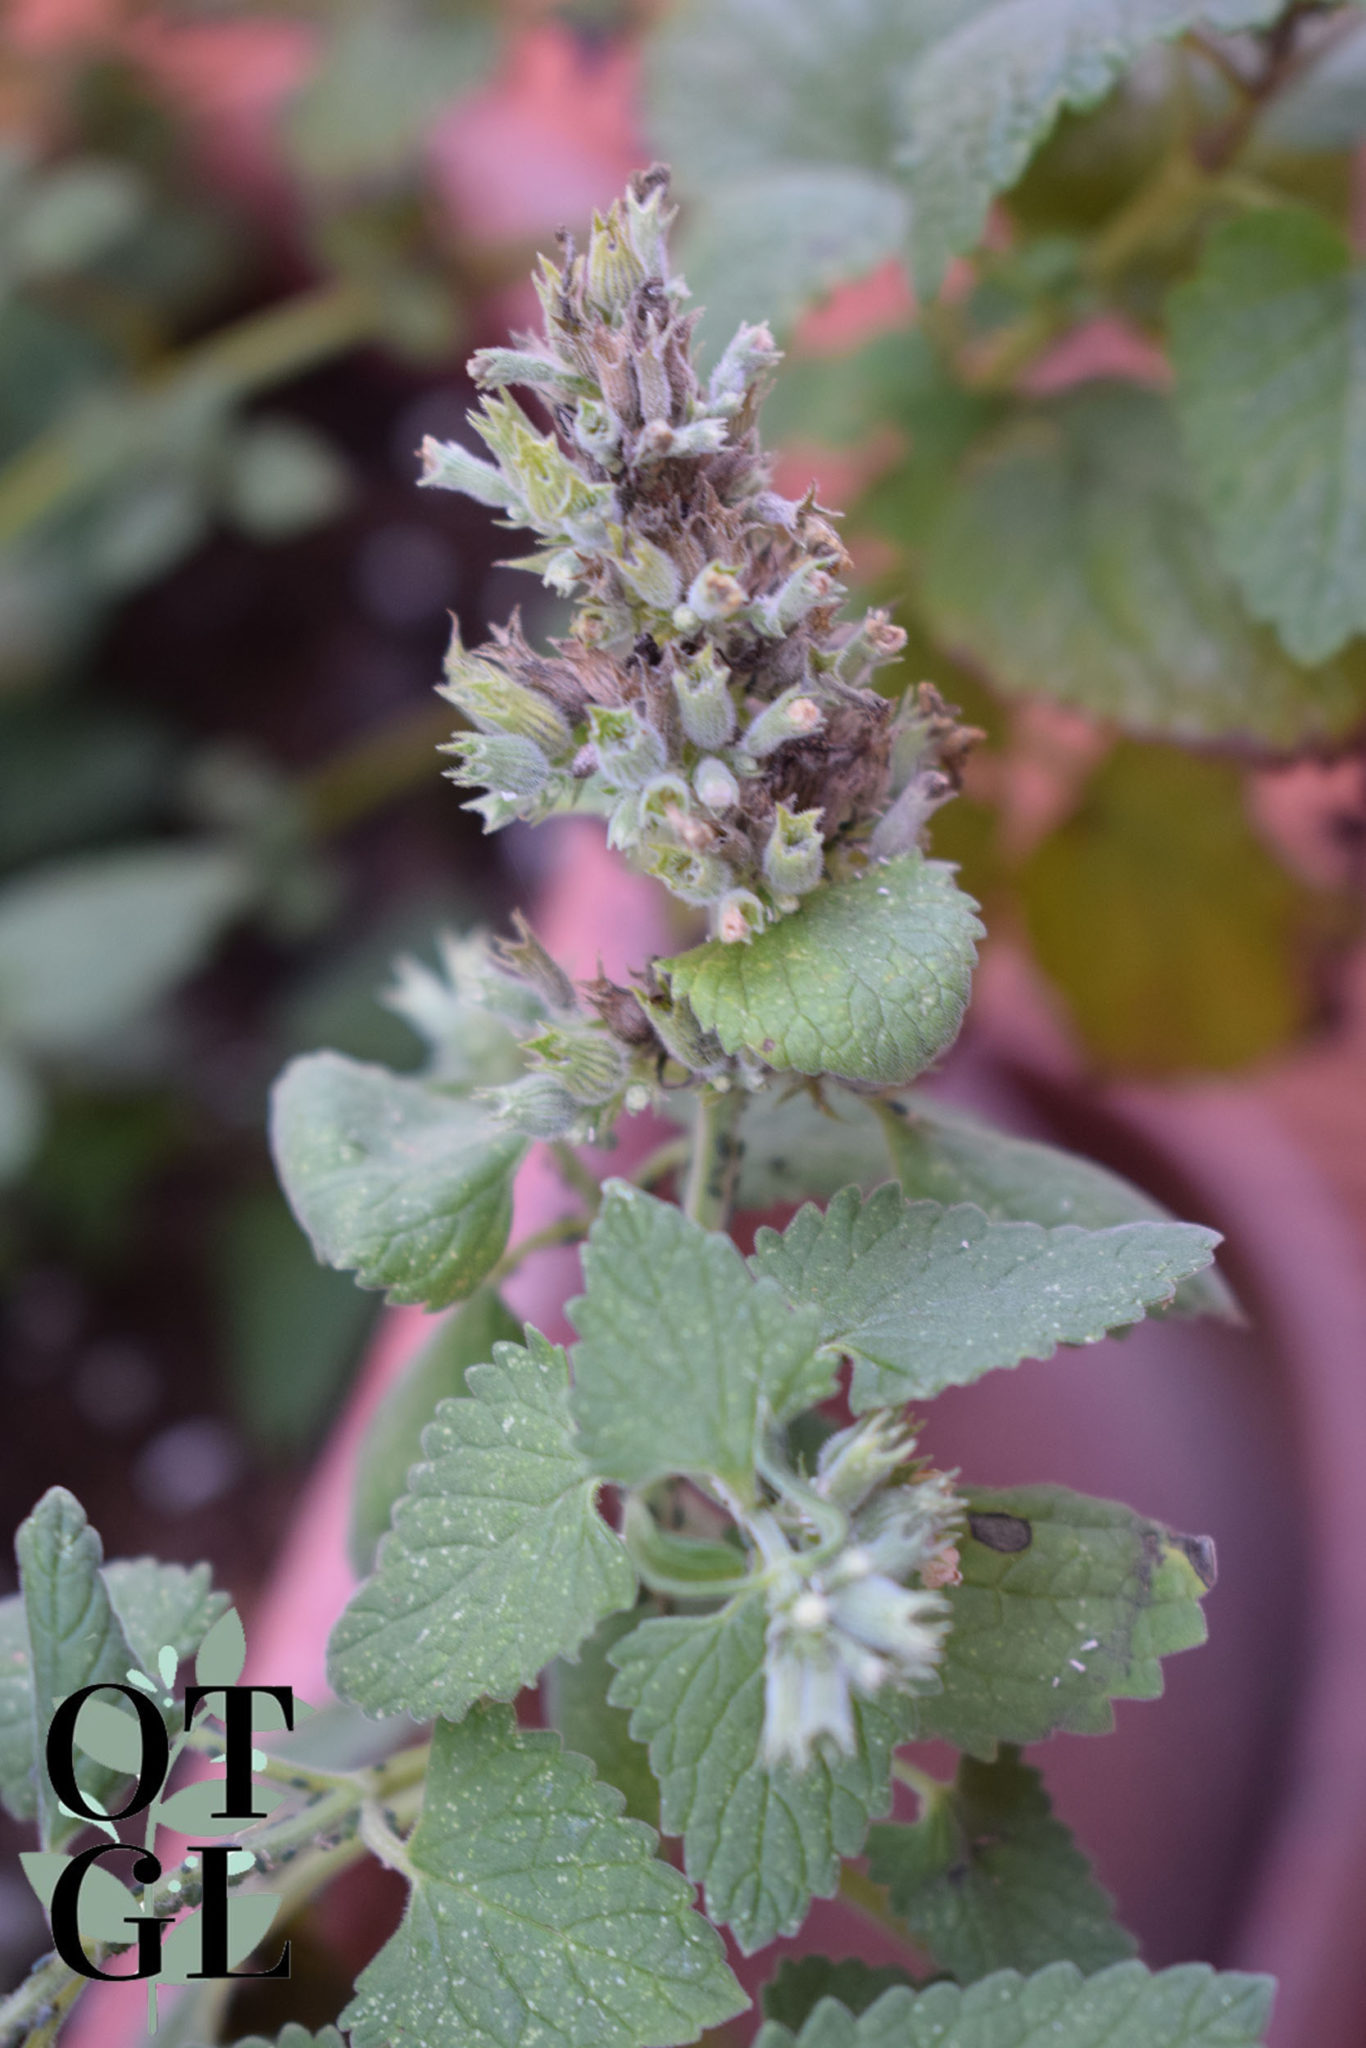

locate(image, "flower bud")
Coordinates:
763 802 825 897
586 201 648 319
636 417 730 463
419 435 516 509
467 347 593 398
714 889 766 945
708 321 781 413
442 731 552 801
694 755 740 812
614 529 680 611
752 561 839 638
826 1575 947 1679
644 991 726 1074
674 646 737 749
685 561 747 623
484 1072 580 1138
740 687 824 759
523 1025 626 1105
572 399 620 464
644 842 731 905
588 704 667 788
816 1413 916 1513
440 630 571 753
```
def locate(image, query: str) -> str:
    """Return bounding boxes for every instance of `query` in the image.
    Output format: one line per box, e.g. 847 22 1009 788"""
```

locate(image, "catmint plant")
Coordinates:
0 170 1274 2048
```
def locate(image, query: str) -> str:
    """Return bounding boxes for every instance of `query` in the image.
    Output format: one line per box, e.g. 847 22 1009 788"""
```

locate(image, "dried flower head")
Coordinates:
421 166 973 941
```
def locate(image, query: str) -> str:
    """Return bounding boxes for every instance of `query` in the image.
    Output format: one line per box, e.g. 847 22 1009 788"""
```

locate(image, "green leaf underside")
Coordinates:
898 384 1366 746
735 1084 888 1209
753 1963 1273 2048
269 1051 526 1310
15 1489 141 1847
349 1285 523 1575
342 1705 744 2048
0 1556 226 1827
328 1333 636 1721
546 1607 662 1829
751 1184 1218 1409
922 1486 1213 1756
608 1597 913 1953
899 0 1285 295
880 1096 1238 1319
867 1750 1135 1982
662 857 982 1086
763 1959 918 2031
1170 206 1366 664
569 1184 829 1490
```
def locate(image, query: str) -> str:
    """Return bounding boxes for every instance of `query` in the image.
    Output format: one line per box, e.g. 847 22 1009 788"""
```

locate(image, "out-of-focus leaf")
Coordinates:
0 701 172 872
11 160 148 279
285 15 499 183
222 418 350 540
0 301 118 461
762 1960 917 2031
216 1187 378 1453
545 1605 662 1830
349 1284 521 1573
0 843 253 1058
894 383 1366 746
1170 207 1366 664
1018 743 1310 1072
0 1051 43 1185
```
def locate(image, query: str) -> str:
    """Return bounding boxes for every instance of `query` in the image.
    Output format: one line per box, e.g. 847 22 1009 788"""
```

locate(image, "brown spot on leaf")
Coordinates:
968 1511 1032 1554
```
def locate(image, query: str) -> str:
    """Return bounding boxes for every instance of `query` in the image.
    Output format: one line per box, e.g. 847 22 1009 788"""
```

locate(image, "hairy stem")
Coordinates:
682 1086 743 1232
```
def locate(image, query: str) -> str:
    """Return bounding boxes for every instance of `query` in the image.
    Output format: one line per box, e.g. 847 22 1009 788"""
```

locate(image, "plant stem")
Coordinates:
486 1212 591 1287
628 1134 691 1192
0 275 379 547
0 1743 432 2047
836 1863 907 1941
550 1140 604 1213
682 1086 743 1231
892 1757 946 1808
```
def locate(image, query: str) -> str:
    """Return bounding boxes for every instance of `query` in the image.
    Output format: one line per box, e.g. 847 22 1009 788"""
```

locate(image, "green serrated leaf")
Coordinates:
343 1704 745 2048
898 0 1284 295
762 1959 917 2031
879 1095 1239 1319
661 857 982 1086
1 1557 226 1828
920 1486 1214 1756
349 1285 522 1574
0 844 251 1058
896 383 1366 746
867 1749 1135 1981
16 1488 143 1847
1017 742 1311 1073
269 1051 526 1310
328 1331 636 1720
546 1606 661 1829
568 1183 829 1493
608 1597 911 1953
102 1560 229 1680
1170 205 1366 663
754 1961 1273 2048
751 1185 1217 1409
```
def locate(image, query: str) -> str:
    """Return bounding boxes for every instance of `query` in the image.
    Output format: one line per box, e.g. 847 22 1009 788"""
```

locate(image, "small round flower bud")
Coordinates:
484 1072 580 1138
686 561 747 622
588 704 667 789
694 755 740 812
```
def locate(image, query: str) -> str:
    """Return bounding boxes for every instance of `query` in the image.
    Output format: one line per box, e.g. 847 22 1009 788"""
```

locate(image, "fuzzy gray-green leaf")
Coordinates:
753 1961 1272 2048
15 1488 141 1847
270 1050 526 1309
608 1598 912 1953
921 1486 1214 1756
1170 206 1366 664
879 1096 1238 1320
328 1332 636 1721
899 0 1284 295
342 1705 745 2048
661 857 981 1086
568 1183 829 1493
866 1749 1135 1981
751 1185 1218 1409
